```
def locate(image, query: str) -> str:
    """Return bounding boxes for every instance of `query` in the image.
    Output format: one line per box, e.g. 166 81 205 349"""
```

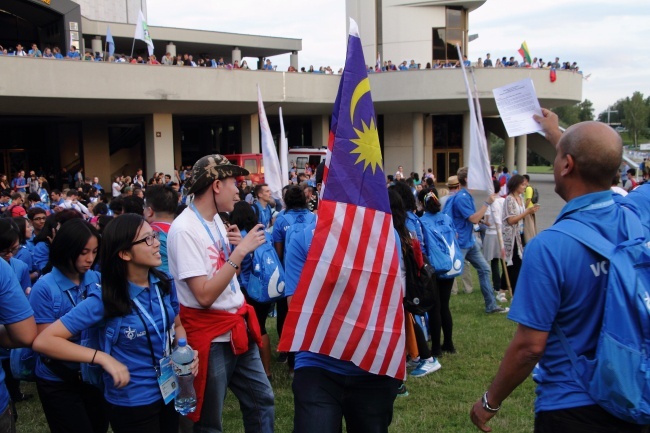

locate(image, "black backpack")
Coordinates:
531 186 540 204
403 238 438 315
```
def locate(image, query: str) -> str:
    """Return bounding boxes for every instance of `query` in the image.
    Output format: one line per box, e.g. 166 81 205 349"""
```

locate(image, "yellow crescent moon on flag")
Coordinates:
350 78 371 123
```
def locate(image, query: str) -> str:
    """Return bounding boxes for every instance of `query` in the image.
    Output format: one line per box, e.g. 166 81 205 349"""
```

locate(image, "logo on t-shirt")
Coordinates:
124 326 137 340
207 240 227 279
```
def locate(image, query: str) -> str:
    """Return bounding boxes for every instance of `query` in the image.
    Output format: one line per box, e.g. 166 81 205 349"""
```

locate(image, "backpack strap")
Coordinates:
548 209 645 259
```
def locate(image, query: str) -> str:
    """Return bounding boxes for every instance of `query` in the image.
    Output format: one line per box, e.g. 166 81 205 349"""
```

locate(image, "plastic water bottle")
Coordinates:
171 338 196 415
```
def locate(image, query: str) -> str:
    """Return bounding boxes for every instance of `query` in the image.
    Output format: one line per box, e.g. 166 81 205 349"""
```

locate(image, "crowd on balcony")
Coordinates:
0 41 582 76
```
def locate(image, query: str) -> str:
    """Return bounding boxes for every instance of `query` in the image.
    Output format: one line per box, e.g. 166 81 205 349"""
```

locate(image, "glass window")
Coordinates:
243 159 258 174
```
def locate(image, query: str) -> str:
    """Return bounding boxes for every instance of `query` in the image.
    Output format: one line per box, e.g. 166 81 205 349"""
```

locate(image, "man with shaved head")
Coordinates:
470 109 649 432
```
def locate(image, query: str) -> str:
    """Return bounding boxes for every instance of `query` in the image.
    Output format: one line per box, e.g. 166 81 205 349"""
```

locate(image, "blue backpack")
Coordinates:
283 211 316 252
549 216 650 424
420 213 464 279
247 232 286 303
11 278 119 389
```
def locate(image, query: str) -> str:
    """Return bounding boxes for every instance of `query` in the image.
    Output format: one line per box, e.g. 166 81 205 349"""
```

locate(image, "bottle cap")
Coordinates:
178 338 187 347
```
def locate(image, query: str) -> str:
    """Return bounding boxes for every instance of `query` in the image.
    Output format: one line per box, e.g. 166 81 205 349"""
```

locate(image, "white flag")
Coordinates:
134 10 154 56
279 107 289 189
456 44 493 193
257 85 284 204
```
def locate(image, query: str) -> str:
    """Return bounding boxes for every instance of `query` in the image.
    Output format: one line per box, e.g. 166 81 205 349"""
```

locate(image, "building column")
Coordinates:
505 137 515 172
290 51 299 70
462 113 471 167
82 120 110 190
516 134 527 174
166 42 176 57
241 114 260 153
173 117 182 169
91 36 102 57
145 114 175 179
423 114 433 174
312 115 329 148
232 47 242 64
412 113 424 177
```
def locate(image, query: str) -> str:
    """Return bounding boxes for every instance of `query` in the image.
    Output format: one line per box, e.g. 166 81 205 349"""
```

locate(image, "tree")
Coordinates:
578 99 594 122
552 104 580 127
621 91 649 146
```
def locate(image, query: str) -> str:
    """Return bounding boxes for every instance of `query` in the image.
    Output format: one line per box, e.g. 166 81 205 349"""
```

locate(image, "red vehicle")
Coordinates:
224 153 264 185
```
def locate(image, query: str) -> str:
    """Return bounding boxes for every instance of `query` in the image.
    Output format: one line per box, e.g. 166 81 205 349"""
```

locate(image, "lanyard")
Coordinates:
190 203 236 293
132 284 172 356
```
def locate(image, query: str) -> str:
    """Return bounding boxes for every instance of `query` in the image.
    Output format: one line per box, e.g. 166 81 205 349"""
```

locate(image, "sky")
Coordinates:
147 0 650 117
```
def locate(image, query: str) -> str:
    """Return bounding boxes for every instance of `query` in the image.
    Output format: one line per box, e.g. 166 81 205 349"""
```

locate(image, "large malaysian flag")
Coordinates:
278 18 405 380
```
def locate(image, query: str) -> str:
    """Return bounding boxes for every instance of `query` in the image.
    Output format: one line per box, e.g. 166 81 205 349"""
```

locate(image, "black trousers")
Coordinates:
108 399 178 433
501 238 523 294
36 377 109 433
293 367 400 433
535 405 649 433
431 278 455 356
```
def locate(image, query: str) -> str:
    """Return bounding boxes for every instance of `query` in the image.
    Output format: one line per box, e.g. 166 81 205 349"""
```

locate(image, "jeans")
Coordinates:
461 243 498 312
194 341 274 433
293 367 400 433
535 405 649 433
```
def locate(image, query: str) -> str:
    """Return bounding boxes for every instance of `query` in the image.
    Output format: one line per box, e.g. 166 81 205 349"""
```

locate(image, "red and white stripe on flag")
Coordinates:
280 199 406 380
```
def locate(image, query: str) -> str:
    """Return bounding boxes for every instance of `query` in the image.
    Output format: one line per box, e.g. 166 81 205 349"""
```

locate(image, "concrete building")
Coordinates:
0 0 581 189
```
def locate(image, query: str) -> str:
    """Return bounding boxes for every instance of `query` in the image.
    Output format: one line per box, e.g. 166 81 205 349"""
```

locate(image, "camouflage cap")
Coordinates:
184 154 249 196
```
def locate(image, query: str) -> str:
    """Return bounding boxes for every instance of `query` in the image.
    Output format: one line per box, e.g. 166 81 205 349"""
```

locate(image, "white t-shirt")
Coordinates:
112 182 122 197
485 197 505 235
167 206 244 341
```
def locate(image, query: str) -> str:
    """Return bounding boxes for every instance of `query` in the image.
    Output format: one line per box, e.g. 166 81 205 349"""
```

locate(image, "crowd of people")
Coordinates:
1 41 584 77
0 111 649 432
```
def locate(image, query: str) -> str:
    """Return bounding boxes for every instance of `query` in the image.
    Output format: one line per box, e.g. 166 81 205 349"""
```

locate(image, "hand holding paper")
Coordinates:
492 78 543 137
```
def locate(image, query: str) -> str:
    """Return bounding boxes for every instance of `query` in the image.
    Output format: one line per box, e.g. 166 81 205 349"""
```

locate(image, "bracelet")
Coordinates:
227 259 239 270
90 349 98 365
482 391 501 413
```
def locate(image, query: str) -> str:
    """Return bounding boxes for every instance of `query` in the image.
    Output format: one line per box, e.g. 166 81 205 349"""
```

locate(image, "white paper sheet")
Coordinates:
492 78 544 137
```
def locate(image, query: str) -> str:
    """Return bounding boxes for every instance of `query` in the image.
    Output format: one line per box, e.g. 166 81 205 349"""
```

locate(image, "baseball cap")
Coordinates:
184 154 249 196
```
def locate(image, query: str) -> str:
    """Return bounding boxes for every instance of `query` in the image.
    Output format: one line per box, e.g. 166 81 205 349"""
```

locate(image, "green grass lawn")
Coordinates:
16 275 536 432
525 166 553 174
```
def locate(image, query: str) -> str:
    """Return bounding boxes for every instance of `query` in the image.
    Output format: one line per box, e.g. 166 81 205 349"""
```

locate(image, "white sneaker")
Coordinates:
410 358 442 377
406 357 420 369
496 293 507 303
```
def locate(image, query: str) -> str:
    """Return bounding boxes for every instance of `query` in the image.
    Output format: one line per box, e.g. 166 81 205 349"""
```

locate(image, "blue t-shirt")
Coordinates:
405 212 424 246
254 202 274 229
30 269 101 382
272 209 316 252
0 259 34 413
11 177 26 193
32 242 49 272
508 190 646 413
61 273 179 406
622 183 650 232
443 189 476 248
9 258 30 293
150 222 172 274
14 245 33 273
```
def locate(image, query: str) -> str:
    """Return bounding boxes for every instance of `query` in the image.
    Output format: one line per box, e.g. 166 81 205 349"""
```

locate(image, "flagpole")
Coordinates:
130 39 135 60
104 41 107 61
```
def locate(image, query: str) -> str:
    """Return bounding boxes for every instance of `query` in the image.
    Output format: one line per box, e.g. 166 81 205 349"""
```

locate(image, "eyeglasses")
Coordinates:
32 216 46 222
131 231 160 247
0 245 21 257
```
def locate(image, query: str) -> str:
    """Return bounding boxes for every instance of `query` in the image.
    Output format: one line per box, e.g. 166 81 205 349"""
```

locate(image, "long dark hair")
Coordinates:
33 209 83 245
229 201 258 233
0 219 19 251
50 219 99 276
11 217 28 245
100 214 170 318
388 189 411 257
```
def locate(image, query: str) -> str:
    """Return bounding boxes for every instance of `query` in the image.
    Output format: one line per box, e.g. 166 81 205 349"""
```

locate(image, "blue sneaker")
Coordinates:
410 358 441 377
406 357 420 369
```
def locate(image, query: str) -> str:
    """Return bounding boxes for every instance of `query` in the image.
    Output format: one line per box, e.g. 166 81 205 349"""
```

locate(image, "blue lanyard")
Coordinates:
132 284 170 356
189 203 236 293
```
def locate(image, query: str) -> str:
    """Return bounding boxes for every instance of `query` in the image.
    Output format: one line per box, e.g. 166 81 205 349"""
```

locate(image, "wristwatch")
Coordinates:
482 391 501 413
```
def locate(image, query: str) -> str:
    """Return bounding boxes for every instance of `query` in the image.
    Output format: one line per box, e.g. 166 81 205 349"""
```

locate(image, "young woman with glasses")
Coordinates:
33 214 197 433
